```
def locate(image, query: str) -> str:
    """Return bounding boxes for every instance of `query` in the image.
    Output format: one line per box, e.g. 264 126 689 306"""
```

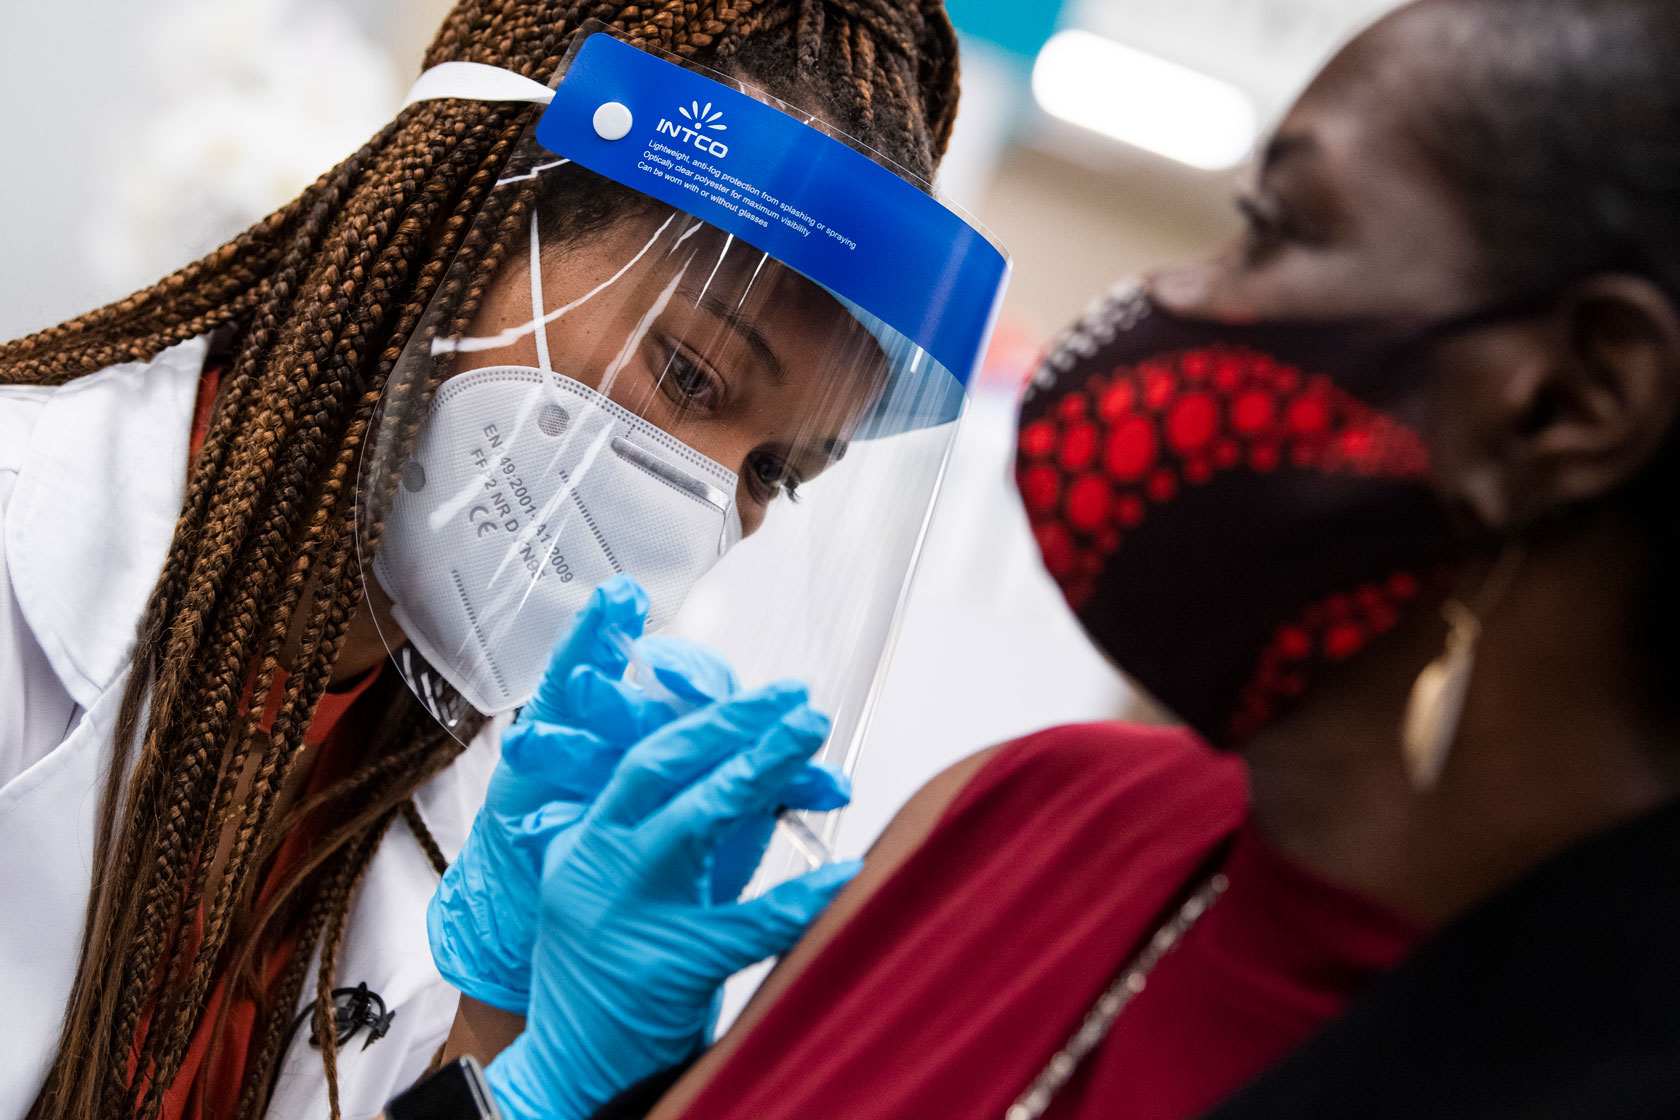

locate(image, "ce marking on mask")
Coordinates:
466 424 576 584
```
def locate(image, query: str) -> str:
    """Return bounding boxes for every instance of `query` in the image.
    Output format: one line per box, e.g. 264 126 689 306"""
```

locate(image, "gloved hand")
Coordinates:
428 575 847 1012
486 682 863 1120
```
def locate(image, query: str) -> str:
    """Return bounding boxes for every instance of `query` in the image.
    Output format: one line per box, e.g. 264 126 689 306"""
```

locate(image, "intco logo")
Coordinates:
658 100 729 157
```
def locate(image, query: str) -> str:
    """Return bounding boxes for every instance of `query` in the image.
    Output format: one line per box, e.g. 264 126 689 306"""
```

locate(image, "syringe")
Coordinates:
771 807 834 868
604 628 833 869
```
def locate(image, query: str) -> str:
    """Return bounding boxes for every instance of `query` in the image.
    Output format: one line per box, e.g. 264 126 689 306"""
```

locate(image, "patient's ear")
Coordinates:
1430 274 1680 531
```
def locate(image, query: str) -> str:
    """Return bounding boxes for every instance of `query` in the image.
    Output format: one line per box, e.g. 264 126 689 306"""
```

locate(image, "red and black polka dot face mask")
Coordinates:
1017 282 1468 747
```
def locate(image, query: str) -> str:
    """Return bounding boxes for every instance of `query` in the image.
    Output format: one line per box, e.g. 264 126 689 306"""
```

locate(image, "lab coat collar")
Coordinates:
0 335 504 1118
5 336 206 710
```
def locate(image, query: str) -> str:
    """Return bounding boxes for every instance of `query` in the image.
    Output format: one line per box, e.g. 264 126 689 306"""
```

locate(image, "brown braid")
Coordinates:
3 2 959 1118
402 800 453 877
313 807 402 1120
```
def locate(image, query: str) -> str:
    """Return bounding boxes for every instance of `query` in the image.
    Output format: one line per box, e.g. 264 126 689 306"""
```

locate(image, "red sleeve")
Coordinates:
187 364 223 468
681 722 1248 1120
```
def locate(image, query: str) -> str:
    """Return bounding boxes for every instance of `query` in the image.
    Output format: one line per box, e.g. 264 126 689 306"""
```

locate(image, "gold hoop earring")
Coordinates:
1399 546 1524 792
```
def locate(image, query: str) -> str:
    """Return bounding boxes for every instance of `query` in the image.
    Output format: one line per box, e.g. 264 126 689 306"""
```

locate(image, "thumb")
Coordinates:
563 665 677 746
499 721 624 804
520 575 649 726
510 798 590 875
779 762 851 812
637 636 739 707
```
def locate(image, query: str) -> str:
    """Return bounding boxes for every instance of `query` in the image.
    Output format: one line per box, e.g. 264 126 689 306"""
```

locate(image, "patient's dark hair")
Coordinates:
1405 0 1680 695
1409 0 1680 301
0 3 958 1119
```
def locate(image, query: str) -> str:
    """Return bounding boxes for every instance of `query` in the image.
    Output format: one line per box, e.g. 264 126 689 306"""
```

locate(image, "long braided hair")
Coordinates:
1 3 959 1118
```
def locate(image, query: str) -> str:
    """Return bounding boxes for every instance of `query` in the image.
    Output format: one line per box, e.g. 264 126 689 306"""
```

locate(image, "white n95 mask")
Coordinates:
372 365 742 715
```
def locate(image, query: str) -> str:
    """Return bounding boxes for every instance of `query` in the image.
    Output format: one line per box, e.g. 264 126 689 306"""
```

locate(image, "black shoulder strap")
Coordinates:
584 1056 700 1120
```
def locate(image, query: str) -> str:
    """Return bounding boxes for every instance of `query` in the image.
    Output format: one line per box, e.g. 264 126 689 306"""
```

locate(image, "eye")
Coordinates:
1235 191 1287 259
1235 189 1327 264
656 342 725 412
745 451 803 504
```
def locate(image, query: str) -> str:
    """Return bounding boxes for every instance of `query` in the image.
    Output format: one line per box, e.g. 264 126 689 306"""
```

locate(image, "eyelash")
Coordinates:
651 338 802 506
1235 190 1328 262
747 453 803 504
657 343 724 413
1235 191 1287 251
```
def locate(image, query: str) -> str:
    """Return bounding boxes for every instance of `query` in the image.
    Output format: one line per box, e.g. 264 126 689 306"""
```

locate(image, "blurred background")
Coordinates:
0 0 1405 854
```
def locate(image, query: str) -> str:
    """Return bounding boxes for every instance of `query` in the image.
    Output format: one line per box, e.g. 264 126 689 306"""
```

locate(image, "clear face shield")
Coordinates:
356 31 1009 853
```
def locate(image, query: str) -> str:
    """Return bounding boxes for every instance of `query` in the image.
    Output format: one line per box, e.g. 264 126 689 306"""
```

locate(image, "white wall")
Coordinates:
0 1 151 341
0 0 451 344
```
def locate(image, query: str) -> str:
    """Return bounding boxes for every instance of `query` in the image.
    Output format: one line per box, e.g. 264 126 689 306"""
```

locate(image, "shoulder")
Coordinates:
0 335 210 709
0 335 208 489
2 335 207 402
865 722 1237 867
707 723 1242 1054
940 722 1245 836
983 720 1229 781
0 385 55 480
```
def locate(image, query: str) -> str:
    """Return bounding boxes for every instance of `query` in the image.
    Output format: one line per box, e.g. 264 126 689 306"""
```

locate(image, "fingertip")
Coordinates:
524 593 640 722
817 762 851 798
640 636 739 704
600 574 652 616
802 859 863 902
784 762 851 811
765 858 863 914
499 718 536 765
705 681 809 729
751 680 811 714
750 707 830 773
779 703 832 743
581 575 650 640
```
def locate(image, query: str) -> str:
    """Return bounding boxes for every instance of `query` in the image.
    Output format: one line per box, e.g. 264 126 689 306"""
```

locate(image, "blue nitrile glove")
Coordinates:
485 683 864 1120
428 575 847 1012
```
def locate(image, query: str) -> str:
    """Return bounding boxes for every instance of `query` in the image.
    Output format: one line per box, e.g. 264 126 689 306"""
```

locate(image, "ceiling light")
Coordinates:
1032 29 1259 172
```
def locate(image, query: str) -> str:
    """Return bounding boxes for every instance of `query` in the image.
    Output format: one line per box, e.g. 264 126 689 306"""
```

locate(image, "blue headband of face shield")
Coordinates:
827 288 968 438
406 32 1008 441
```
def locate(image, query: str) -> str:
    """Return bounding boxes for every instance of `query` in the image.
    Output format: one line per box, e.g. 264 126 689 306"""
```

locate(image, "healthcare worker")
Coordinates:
0 2 1008 1119
420 0 1680 1116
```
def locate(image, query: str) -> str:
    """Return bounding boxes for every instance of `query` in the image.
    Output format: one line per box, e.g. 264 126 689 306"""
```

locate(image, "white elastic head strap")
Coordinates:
404 62 560 372
529 208 552 373
403 61 556 109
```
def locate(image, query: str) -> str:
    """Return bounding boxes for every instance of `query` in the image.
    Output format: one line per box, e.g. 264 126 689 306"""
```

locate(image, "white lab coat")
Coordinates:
0 337 500 1120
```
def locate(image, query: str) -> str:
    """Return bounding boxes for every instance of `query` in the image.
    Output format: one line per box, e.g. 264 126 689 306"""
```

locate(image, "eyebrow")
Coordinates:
690 289 787 387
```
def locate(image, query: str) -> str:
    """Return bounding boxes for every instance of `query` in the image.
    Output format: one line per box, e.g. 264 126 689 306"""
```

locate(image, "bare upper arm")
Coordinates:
644 744 1005 1120
437 996 525 1069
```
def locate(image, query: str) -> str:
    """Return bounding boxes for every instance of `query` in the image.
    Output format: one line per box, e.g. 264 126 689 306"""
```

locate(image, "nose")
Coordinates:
670 427 770 538
734 489 767 538
1155 246 1283 325
1151 260 1218 316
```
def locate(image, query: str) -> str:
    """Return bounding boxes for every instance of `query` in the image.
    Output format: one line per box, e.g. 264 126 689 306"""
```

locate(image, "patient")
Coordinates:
453 0 1680 1116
